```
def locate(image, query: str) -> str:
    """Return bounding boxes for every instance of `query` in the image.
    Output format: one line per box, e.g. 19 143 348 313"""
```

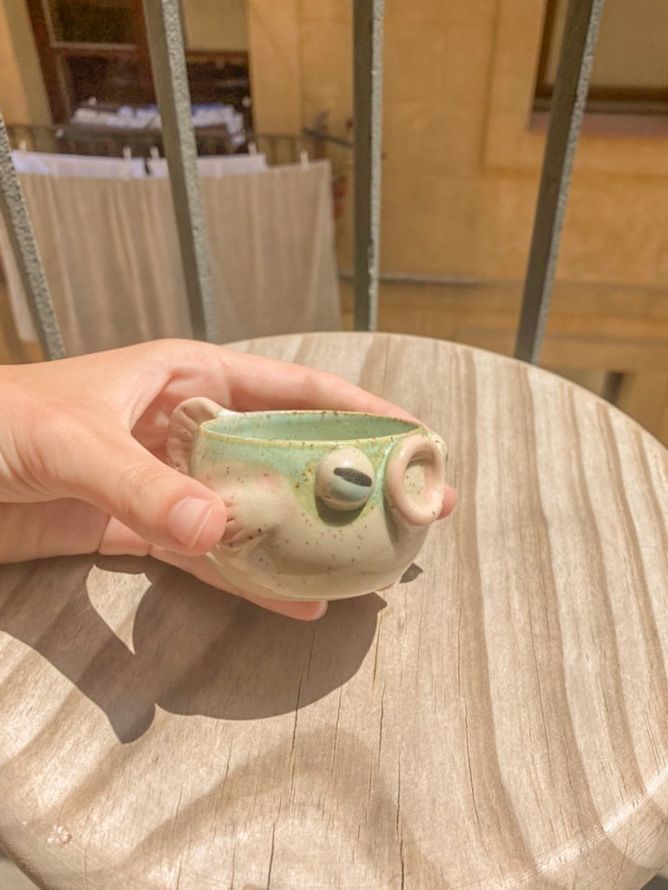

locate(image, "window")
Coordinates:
25 0 250 123
535 0 668 115
45 0 139 43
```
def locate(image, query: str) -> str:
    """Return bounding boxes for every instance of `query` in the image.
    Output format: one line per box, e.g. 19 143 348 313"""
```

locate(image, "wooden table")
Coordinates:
1 332 667 889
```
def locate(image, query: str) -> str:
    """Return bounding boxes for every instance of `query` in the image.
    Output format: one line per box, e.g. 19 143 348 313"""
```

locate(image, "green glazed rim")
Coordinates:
200 410 421 447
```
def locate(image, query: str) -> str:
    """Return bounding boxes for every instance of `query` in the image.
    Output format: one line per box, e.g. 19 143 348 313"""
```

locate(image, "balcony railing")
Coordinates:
0 0 604 362
5 122 352 167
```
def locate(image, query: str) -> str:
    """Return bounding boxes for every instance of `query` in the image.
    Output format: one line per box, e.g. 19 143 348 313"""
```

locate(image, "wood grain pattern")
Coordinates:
0 332 667 889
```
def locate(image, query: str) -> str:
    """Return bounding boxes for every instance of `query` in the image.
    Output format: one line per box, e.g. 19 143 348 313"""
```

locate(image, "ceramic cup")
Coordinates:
166 398 446 601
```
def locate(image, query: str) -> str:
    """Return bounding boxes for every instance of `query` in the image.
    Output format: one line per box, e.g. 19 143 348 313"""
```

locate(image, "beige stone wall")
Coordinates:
183 0 248 51
0 0 50 124
247 0 302 134
244 0 668 441
254 0 668 291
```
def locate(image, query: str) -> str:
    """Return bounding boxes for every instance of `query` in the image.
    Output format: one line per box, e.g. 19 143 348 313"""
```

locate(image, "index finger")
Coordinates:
153 340 417 421
223 348 416 419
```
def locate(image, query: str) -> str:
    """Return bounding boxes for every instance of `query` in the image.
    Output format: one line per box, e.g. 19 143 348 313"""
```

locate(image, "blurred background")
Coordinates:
1 1 668 446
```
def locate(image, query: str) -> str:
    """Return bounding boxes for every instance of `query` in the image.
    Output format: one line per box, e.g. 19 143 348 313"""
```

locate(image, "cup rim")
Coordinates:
200 410 422 447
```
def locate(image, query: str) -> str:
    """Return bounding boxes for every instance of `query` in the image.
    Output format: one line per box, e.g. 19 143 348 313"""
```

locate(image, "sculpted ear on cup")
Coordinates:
385 432 446 527
166 397 224 474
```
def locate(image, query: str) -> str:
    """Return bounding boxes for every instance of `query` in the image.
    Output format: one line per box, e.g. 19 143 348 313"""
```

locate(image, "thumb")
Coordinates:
55 427 227 556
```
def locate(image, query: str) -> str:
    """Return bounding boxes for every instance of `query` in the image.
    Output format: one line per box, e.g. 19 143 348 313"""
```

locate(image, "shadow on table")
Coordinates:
0 556 384 743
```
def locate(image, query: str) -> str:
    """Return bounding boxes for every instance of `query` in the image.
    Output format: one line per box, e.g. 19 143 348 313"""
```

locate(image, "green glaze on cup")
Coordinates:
166 398 446 602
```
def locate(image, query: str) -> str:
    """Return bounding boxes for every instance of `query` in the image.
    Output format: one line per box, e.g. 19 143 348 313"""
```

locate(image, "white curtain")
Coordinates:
1 160 341 353
147 154 268 178
11 151 147 179
10 151 267 179
202 162 340 340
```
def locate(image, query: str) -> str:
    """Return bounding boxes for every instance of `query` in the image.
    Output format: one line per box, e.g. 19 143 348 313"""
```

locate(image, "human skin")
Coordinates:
0 339 457 621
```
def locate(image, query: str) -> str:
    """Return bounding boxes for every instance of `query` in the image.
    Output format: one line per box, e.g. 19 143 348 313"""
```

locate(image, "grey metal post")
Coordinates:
353 0 384 332
142 0 220 342
0 111 65 360
515 0 605 363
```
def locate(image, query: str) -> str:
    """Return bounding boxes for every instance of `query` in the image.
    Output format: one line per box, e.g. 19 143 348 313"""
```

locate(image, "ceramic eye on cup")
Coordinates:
385 433 445 527
316 447 375 511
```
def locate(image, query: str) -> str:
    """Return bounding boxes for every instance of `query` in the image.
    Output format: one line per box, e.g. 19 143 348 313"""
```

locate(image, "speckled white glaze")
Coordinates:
166 398 446 601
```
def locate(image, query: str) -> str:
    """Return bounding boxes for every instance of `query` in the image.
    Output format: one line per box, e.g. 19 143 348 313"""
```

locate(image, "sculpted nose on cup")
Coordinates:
385 433 446 527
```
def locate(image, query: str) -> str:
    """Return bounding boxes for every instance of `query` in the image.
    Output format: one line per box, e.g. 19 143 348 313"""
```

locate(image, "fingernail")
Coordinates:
168 497 215 548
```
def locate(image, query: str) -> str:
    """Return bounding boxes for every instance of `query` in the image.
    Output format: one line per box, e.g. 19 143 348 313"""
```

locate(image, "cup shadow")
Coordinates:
0 556 385 744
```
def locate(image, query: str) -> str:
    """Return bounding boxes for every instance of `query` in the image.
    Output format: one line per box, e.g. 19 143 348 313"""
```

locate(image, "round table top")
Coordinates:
1 332 667 890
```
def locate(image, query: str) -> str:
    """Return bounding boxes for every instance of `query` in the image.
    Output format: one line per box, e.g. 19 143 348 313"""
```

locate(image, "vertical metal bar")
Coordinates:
0 111 65 360
353 0 384 332
514 0 605 363
142 0 219 342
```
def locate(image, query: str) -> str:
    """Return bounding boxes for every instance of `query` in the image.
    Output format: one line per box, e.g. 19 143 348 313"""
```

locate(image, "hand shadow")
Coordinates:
0 556 385 744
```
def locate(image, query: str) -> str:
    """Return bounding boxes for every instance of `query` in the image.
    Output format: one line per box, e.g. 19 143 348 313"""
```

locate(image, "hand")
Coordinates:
0 339 457 620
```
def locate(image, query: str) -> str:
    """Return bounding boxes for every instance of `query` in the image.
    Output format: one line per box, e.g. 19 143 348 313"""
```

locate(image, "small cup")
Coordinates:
166 398 446 601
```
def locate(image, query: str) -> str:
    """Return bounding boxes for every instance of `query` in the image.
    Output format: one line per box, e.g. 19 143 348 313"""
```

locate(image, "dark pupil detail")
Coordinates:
334 467 372 487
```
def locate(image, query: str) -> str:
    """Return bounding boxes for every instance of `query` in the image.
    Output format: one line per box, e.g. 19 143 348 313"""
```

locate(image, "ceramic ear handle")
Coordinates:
385 432 446 527
166 396 239 474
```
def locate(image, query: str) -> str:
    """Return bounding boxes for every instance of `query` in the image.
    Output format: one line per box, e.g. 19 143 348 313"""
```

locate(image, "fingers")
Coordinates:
0 500 328 622
0 482 458 566
221 350 415 418
155 484 459 616
131 340 416 421
45 422 227 556
148 547 329 621
0 499 107 562
440 483 458 519
98 516 329 621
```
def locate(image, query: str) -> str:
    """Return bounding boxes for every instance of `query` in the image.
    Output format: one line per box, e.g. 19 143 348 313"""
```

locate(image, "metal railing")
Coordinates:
0 114 65 358
515 0 604 363
0 0 604 363
6 123 350 167
7 122 237 158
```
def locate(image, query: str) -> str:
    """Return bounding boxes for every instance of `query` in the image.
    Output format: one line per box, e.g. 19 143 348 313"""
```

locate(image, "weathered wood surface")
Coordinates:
0 332 667 889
